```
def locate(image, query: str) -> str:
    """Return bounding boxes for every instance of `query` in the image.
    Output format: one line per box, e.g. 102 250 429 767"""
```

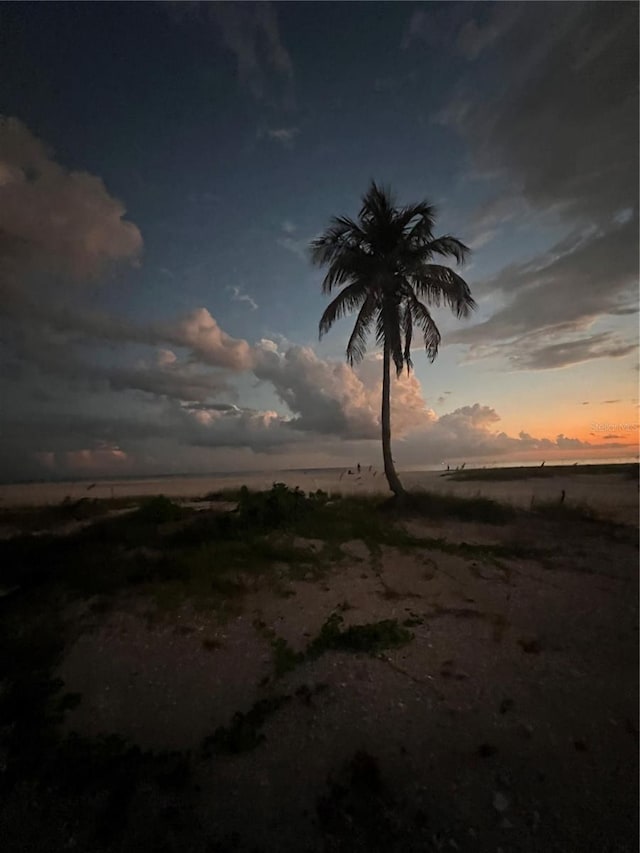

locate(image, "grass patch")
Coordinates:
530 499 599 522
444 462 639 482
271 636 305 677
258 611 415 679
307 612 414 658
133 494 189 524
0 496 134 533
202 682 330 757
202 695 291 756
404 491 516 525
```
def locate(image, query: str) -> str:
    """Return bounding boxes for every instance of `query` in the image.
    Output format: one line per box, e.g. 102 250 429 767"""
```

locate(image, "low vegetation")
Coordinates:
0 481 636 850
256 610 415 680
403 490 516 524
443 462 639 482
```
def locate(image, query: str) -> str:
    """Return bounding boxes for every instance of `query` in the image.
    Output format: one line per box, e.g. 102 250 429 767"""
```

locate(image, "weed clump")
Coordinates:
237 483 329 530
404 491 516 525
202 695 291 755
134 495 186 524
307 612 414 659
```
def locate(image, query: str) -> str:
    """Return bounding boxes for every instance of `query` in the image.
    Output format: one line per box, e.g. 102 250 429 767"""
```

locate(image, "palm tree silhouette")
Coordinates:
311 182 475 497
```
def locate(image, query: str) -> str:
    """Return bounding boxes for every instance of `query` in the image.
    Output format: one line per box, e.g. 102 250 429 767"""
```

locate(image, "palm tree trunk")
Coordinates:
381 341 405 497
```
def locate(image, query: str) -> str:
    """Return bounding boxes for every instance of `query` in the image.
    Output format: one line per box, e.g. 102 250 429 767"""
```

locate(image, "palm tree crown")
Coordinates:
312 182 475 498
311 181 476 375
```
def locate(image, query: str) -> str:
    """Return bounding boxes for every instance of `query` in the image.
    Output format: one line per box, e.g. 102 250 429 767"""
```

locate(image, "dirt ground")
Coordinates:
51 512 639 852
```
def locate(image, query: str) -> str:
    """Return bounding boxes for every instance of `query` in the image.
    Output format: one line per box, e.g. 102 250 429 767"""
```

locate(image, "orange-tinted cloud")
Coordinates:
0 116 142 291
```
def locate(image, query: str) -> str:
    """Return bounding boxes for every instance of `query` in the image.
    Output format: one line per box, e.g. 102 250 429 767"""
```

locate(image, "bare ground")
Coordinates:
49 513 639 852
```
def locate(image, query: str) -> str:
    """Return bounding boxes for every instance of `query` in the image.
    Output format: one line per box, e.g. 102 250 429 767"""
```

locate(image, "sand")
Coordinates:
53 512 638 852
1 467 637 851
1 466 637 524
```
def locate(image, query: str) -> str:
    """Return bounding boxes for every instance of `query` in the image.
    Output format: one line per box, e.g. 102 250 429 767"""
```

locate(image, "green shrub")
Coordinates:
237 482 311 530
134 495 185 524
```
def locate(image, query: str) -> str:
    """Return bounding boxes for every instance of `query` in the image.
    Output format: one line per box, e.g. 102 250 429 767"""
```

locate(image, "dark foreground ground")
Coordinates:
0 480 638 852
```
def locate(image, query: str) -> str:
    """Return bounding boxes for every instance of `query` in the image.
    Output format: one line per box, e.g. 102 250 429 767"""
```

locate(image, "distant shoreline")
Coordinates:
0 462 638 525
0 458 637 488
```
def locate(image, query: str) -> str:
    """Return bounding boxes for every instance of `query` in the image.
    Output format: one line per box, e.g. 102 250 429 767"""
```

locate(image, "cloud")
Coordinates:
462 331 637 372
395 406 633 467
0 116 142 296
157 349 177 367
456 6 519 60
181 404 291 451
402 7 464 51
449 216 638 367
265 126 299 147
227 285 258 311
403 4 518 59
253 343 432 440
439 4 639 367
206 2 294 107
457 4 638 225
277 234 308 262
1 290 634 481
167 308 255 370
467 228 497 250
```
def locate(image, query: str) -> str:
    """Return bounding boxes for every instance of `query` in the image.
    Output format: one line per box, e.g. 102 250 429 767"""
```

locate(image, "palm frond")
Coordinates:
346 291 377 366
376 301 404 376
310 216 363 267
409 295 441 362
319 248 379 294
397 202 437 240
313 183 476 378
410 265 476 318
402 302 413 373
360 181 395 226
422 235 470 265
318 281 368 338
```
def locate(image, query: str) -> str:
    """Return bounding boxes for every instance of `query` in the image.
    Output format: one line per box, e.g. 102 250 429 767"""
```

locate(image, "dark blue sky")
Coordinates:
0 2 637 479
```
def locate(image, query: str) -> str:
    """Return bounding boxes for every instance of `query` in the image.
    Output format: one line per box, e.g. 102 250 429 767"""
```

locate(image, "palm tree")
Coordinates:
311 181 476 498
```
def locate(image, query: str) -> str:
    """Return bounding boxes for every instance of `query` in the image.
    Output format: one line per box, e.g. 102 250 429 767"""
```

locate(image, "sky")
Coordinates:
0 1 638 482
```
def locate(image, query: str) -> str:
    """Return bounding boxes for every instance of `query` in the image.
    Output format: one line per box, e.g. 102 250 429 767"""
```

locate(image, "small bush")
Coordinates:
134 495 185 525
202 695 291 755
307 612 414 658
405 491 516 525
237 483 311 530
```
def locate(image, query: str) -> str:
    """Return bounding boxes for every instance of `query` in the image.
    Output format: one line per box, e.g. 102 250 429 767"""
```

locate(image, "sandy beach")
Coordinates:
1 472 637 852
1 465 637 524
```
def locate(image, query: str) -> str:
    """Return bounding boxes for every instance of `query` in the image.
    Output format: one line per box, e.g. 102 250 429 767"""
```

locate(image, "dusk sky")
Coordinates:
0 1 638 481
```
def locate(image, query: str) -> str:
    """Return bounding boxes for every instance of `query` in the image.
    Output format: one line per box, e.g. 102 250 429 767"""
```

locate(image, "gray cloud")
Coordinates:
265 126 299 147
207 2 294 108
440 4 639 367
449 216 638 367
466 4 638 224
227 285 258 311
276 233 308 262
461 330 637 373
404 4 518 60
